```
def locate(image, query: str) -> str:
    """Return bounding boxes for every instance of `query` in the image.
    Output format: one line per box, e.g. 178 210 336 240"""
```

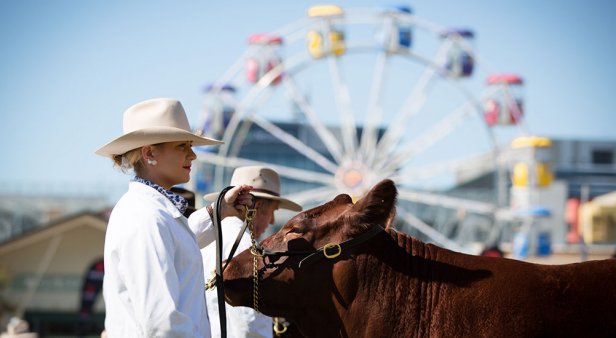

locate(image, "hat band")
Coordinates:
252 188 280 197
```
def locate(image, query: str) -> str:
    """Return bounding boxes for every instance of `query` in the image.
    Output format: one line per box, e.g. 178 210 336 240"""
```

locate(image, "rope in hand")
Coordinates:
206 186 257 338
211 186 233 338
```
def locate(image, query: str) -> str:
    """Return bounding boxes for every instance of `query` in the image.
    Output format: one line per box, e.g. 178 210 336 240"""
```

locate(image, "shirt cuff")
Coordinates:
188 205 215 249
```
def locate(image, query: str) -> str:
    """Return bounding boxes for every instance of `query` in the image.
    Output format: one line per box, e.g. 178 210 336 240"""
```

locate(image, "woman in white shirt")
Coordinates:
95 98 253 337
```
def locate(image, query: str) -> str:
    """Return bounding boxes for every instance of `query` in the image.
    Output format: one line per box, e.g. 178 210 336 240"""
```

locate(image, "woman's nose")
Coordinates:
188 148 197 160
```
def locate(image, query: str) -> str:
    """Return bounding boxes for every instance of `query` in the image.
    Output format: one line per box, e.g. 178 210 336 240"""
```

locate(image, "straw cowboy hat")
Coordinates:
95 98 223 157
204 166 302 212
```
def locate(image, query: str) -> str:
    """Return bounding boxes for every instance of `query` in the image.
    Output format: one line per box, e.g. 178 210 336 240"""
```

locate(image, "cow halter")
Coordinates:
247 224 385 319
250 224 384 268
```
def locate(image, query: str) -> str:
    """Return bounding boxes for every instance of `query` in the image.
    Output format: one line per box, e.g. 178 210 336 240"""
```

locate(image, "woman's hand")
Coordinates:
219 184 254 219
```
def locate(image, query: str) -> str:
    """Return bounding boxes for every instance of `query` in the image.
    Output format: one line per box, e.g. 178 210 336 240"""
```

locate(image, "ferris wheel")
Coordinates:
193 4 529 252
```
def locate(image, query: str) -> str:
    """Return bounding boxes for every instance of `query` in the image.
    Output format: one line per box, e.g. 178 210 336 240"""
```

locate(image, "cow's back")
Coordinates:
428 246 616 337
364 230 616 337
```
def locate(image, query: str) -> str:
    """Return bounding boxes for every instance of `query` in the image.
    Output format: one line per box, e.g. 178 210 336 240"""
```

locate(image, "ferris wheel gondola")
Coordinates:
193 5 529 251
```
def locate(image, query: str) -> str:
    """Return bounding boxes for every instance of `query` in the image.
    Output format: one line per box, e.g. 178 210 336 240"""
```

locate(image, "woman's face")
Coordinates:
146 141 196 189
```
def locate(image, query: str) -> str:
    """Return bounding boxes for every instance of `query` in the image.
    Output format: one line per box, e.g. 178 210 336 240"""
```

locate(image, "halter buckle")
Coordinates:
323 243 342 259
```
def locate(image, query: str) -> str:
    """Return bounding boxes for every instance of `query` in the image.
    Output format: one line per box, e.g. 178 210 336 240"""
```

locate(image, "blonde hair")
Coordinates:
112 147 145 175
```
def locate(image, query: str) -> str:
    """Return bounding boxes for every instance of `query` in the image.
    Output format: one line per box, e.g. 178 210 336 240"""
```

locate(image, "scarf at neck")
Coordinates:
132 176 188 215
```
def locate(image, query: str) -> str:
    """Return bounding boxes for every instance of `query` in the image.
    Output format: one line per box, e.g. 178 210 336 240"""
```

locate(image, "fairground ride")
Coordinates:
191 4 531 252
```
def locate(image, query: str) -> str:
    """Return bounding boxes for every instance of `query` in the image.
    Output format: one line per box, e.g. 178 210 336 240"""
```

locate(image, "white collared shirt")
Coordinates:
202 216 273 338
103 182 215 337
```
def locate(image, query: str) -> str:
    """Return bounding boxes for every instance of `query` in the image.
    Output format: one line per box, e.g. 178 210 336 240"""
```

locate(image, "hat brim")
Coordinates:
203 190 302 212
95 126 223 157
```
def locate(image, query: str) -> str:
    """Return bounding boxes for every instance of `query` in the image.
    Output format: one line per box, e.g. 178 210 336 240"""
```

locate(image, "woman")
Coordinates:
95 98 252 337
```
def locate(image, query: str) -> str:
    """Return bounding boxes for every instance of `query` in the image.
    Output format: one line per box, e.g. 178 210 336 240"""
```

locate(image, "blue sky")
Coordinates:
1 0 615 203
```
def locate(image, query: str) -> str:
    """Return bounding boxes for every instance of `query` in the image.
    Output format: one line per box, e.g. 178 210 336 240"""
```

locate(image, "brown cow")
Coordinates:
224 179 616 337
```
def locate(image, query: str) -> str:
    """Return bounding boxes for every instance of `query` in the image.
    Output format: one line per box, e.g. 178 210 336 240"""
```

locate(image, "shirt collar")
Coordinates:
132 176 188 215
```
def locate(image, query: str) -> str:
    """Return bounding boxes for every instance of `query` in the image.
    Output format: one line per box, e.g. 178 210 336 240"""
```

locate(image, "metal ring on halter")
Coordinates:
250 246 264 257
273 317 288 336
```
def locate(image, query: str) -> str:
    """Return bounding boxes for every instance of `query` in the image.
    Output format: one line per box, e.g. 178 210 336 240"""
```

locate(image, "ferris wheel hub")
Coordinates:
335 161 375 199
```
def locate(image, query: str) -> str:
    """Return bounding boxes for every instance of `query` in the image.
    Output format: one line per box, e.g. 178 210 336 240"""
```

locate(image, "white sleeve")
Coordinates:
188 206 215 249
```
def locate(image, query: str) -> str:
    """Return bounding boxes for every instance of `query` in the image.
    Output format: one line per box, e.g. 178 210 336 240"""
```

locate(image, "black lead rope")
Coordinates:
212 186 232 338
211 186 256 338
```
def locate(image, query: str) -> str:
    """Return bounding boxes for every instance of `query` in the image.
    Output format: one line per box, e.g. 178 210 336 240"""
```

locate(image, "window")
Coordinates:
592 149 613 165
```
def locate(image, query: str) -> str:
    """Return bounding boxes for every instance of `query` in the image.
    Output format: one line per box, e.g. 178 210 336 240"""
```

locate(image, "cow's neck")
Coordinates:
291 228 488 337
340 228 480 337
336 229 427 336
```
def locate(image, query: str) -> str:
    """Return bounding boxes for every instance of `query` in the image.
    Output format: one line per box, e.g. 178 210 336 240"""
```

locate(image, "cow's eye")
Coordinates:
284 227 304 240
286 226 303 234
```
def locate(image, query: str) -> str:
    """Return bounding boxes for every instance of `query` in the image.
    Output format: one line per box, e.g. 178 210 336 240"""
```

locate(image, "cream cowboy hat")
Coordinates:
204 166 302 212
95 98 223 157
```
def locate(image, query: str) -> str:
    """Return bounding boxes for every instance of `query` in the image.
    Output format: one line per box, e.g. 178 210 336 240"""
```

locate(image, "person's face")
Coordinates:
253 199 280 238
143 141 196 189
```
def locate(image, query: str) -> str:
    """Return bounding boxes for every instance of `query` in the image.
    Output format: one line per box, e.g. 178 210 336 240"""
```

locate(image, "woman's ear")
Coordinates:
140 145 151 160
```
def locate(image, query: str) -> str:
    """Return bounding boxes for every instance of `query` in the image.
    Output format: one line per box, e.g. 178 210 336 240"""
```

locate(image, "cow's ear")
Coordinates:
350 179 397 233
383 206 397 230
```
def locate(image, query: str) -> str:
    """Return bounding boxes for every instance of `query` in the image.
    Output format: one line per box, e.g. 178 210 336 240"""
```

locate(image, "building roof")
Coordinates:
0 210 109 255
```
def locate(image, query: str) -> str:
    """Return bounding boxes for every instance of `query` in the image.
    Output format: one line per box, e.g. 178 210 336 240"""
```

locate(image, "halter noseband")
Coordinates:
253 225 385 268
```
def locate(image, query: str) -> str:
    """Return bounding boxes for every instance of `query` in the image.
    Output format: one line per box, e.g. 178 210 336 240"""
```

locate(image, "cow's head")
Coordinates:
223 179 397 324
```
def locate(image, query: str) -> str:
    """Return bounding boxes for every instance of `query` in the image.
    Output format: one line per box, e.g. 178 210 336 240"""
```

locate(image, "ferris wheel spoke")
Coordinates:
324 31 357 156
248 114 339 174
373 41 452 163
226 87 282 158
379 102 474 174
397 187 496 215
396 208 466 252
209 50 252 92
283 186 340 206
372 65 435 162
197 152 336 185
359 50 388 161
213 86 279 189
216 82 277 159
286 76 344 163
390 151 496 185
264 164 335 185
